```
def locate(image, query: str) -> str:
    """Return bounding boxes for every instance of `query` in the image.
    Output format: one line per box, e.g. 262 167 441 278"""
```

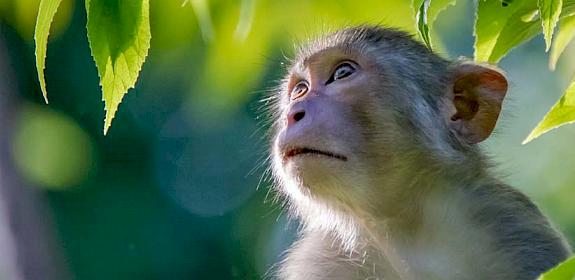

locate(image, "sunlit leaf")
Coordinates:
490 4 542 62
538 256 575 280
475 0 540 63
549 15 575 69
523 76 575 144
426 0 457 25
501 0 514 6
85 0 151 134
538 0 562 51
414 0 432 48
34 0 63 103
562 0 575 16
475 0 518 62
412 0 456 49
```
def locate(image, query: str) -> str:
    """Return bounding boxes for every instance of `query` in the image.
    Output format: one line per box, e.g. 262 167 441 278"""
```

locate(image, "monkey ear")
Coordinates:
446 63 508 144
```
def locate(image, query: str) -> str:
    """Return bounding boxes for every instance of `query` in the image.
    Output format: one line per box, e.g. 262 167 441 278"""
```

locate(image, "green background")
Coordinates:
0 0 573 279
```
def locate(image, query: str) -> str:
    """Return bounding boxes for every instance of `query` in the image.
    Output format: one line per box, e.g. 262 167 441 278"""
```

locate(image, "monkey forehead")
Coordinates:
293 29 376 67
290 25 425 73
290 47 366 74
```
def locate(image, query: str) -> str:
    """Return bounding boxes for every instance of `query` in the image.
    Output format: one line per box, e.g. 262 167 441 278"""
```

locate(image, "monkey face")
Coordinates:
271 27 507 214
269 26 510 232
272 47 395 207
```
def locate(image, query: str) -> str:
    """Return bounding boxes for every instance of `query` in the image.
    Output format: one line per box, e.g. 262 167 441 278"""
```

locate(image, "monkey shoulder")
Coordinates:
459 183 572 277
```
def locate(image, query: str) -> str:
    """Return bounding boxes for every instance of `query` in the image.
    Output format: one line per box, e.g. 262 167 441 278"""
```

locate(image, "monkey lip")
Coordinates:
283 147 348 161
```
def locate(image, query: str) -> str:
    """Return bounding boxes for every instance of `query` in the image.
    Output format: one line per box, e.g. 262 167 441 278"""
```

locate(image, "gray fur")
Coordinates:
268 25 571 280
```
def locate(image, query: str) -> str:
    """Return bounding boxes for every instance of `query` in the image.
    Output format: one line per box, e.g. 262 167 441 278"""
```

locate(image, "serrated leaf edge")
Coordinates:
523 79 575 144
538 0 563 52
85 0 151 135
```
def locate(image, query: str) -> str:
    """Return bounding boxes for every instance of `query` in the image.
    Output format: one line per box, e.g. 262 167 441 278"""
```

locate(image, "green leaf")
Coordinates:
475 0 540 63
538 256 575 280
523 76 575 144
412 0 456 49
416 0 432 49
562 0 575 16
549 15 575 70
427 0 457 25
413 0 426 13
34 0 63 104
85 0 151 135
539 0 563 51
547 0 575 69
490 5 542 62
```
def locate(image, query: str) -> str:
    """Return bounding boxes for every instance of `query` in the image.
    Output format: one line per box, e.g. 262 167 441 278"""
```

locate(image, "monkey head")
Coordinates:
270 26 508 219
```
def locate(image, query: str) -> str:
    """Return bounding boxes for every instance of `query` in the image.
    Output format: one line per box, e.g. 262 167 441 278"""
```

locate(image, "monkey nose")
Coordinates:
287 109 306 127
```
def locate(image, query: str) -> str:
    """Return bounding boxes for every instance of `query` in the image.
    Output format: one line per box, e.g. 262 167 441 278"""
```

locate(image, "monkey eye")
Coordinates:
326 62 356 84
291 81 309 99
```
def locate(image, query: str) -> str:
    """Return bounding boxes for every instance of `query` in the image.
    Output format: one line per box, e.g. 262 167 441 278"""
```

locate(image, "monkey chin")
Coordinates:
283 153 349 193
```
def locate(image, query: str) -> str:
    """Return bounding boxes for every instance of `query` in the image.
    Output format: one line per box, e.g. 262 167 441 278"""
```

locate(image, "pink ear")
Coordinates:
448 63 508 144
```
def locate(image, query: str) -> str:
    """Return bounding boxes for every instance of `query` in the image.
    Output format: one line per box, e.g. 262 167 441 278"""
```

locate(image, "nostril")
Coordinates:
293 111 305 122
287 110 306 127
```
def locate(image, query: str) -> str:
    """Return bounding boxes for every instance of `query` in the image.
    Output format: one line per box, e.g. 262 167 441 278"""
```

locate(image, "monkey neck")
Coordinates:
326 152 493 278
296 148 492 258
353 148 490 246
372 150 480 208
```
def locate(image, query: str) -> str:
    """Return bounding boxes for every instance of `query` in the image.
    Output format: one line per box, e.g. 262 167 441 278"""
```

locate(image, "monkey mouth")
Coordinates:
283 147 348 161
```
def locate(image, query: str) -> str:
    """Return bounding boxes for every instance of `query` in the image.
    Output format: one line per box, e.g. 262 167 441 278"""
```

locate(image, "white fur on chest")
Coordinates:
279 191 515 280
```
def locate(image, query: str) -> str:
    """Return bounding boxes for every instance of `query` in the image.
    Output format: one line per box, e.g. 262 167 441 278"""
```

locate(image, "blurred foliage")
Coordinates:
0 0 572 279
0 0 73 38
34 0 415 133
28 0 575 143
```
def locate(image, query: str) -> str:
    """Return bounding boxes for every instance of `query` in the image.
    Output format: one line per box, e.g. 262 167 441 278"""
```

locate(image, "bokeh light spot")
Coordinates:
154 111 260 217
11 104 94 190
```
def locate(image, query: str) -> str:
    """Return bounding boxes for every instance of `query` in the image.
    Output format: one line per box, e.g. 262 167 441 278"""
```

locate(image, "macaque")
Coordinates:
269 25 572 280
